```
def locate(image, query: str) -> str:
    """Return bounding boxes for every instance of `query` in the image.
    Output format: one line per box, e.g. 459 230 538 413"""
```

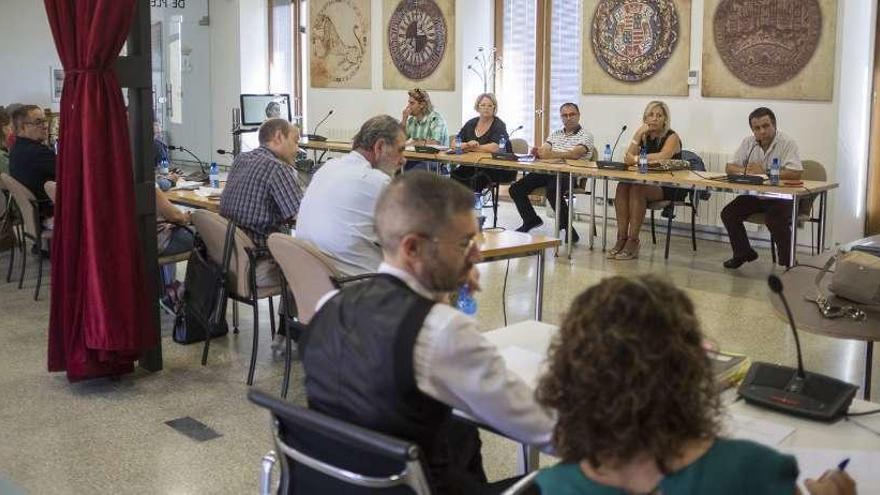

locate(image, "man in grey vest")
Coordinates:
301 171 554 494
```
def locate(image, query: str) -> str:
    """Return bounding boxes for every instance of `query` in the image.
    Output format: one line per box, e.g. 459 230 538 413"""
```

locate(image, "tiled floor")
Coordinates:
0 203 876 493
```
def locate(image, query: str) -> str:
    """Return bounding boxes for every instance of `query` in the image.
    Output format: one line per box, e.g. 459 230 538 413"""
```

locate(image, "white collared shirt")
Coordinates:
732 131 802 172
315 263 556 452
295 151 389 276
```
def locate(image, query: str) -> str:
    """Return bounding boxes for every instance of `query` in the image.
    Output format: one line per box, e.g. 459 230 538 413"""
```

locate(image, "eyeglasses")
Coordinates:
561 112 579 118
477 104 495 109
418 233 479 253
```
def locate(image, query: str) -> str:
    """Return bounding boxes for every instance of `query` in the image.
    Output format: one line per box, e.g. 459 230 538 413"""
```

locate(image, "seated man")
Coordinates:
295 115 406 276
9 105 55 219
721 107 803 268
219 118 303 250
508 102 594 243
302 171 554 494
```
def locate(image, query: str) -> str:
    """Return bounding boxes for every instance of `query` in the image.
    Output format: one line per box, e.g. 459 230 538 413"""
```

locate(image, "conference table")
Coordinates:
166 187 560 320
300 140 839 265
480 320 880 485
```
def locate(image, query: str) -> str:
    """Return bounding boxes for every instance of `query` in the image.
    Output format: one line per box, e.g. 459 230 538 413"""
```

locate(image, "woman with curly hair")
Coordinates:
533 275 855 495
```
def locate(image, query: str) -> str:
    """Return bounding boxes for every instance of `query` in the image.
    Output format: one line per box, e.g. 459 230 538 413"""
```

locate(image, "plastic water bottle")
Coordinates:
209 161 220 188
456 284 478 315
473 192 485 231
498 135 508 152
769 157 780 186
638 147 648 174
602 144 612 161
454 134 463 154
159 158 169 175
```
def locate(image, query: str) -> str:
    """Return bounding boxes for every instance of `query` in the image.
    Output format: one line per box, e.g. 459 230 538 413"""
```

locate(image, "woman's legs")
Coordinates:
616 185 663 260
610 184 631 256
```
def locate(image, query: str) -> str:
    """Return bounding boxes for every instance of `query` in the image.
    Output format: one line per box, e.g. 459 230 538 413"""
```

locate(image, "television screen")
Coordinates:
240 94 292 126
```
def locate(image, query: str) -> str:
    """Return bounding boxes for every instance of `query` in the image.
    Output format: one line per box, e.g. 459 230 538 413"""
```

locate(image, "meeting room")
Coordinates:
1 0 880 493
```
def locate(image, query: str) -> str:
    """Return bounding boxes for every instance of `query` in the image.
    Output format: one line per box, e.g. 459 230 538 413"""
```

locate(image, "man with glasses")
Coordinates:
296 115 407 276
9 105 55 218
302 171 553 493
508 102 594 243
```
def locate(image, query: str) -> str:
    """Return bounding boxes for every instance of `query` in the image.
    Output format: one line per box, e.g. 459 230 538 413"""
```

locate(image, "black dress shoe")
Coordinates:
515 218 543 233
723 250 759 269
564 227 580 244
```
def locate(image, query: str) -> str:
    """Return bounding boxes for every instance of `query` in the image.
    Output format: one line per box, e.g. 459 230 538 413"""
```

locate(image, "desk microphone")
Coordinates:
727 142 764 184
508 125 524 136
736 275 858 422
610 125 627 161
232 128 259 135
306 109 333 141
216 149 234 155
168 145 207 175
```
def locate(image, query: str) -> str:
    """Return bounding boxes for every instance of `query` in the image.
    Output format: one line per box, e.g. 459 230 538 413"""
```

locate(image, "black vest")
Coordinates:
302 274 459 492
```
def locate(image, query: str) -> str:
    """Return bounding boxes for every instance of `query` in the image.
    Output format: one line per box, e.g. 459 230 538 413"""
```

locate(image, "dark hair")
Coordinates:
352 115 404 151
748 107 776 127
559 102 579 113
536 275 720 474
265 101 282 118
375 171 474 254
258 118 295 145
11 105 41 133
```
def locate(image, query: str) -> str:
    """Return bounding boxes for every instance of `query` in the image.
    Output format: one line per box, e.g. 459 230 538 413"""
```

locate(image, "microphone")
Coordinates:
610 125 627 161
232 128 259 135
727 142 764 184
508 125 524 136
169 145 208 176
216 149 233 155
306 110 333 141
735 275 859 421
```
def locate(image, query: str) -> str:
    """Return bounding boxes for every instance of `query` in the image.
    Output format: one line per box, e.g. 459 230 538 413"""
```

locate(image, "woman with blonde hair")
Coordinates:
611 101 682 260
533 275 856 495
450 92 517 191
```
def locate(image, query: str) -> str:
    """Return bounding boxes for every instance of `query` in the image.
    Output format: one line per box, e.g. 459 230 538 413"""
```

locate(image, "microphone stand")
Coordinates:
170 145 208 181
610 125 627 161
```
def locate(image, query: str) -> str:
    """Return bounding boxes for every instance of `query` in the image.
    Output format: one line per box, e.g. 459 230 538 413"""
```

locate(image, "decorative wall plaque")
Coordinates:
702 0 837 100
591 0 680 82
583 0 691 96
310 0 371 89
383 0 455 90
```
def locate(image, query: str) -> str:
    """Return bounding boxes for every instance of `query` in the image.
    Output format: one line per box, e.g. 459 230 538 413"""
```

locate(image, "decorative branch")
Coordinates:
466 46 502 94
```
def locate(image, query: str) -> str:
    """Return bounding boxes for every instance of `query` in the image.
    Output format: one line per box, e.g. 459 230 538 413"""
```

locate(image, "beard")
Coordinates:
421 256 472 293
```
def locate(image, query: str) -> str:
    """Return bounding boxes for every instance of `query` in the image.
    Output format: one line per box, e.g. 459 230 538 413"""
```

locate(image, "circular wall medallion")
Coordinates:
311 0 368 83
387 0 448 81
591 0 680 82
713 0 822 87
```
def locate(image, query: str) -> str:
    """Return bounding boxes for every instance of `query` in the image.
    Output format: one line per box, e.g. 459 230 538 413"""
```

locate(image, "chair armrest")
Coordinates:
260 450 277 495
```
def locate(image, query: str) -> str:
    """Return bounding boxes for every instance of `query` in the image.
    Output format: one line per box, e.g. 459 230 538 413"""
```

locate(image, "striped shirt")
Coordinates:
546 126 595 159
405 109 449 145
732 130 802 172
219 146 303 248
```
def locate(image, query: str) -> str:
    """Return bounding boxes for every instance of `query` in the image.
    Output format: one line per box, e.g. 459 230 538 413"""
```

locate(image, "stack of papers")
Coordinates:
195 187 222 198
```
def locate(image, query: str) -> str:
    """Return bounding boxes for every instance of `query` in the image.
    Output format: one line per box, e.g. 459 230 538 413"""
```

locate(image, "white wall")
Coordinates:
306 0 494 141
210 0 243 165
0 1 61 111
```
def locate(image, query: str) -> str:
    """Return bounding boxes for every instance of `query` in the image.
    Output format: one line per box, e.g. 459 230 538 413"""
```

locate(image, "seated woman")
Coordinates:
449 93 517 191
534 275 856 495
401 88 449 173
156 187 193 310
612 101 682 260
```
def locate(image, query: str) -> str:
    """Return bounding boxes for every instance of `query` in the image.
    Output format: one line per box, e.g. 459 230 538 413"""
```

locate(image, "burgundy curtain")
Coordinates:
45 0 156 381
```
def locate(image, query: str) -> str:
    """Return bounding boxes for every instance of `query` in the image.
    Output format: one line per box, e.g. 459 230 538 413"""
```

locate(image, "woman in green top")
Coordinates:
534 275 856 495
401 88 449 173
0 106 11 174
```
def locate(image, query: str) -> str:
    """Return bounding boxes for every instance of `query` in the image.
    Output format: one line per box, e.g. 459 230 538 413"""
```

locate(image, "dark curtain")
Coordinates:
45 0 156 381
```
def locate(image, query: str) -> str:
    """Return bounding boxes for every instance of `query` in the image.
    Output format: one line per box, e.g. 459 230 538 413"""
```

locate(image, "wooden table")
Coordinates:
771 250 880 399
165 188 221 211
478 230 561 321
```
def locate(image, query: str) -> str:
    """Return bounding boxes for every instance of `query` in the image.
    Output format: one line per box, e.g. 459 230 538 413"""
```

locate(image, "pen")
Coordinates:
837 458 850 471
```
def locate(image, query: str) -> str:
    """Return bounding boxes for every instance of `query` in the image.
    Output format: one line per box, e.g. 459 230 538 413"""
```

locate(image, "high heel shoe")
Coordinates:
607 236 627 258
614 238 640 260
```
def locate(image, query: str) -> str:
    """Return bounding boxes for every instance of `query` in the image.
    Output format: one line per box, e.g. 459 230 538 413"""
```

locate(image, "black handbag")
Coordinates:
173 222 236 344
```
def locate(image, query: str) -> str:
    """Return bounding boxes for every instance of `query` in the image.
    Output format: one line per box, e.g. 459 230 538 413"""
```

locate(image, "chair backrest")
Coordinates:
801 160 827 182
190 209 256 297
0 173 40 239
44 181 56 203
680 150 706 172
248 389 431 495
267 233 341 324
510 138 528 155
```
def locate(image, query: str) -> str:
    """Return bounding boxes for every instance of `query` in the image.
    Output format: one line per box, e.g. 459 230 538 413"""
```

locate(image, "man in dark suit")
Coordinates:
9 105 55 218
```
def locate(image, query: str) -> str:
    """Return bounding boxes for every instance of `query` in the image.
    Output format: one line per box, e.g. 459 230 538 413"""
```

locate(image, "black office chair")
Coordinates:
248 389 432 494
647 150 710 259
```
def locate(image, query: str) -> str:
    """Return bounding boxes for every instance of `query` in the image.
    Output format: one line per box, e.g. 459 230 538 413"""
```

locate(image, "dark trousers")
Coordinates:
450 166 518 192
446 420 521 495
508 172 571 230
721 195 793 266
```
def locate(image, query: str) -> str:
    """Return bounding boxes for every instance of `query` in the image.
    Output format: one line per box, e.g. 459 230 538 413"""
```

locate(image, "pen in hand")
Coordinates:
837 458 850 471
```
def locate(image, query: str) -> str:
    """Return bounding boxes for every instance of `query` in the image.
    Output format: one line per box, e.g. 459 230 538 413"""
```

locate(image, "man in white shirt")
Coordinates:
721 107 803 268
295 115 407 276
301 171 554 494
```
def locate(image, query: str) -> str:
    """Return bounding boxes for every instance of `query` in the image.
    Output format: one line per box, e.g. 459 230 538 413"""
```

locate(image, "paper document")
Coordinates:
173 180 203 190
781 447 880 490
725 413 795 447
196 187 223 197
497 346 545 388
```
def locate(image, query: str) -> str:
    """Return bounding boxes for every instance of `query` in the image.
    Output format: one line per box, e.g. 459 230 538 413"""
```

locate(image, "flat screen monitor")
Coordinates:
240 94 291 126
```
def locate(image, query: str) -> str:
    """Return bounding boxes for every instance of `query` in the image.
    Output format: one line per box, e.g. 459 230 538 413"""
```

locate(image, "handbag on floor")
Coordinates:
173 222 235 344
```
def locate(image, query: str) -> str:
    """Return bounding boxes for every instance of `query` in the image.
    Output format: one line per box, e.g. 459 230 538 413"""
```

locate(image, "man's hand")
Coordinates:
804 469 856 495
401 104 413 122
464 267 481 293
745 163 765 175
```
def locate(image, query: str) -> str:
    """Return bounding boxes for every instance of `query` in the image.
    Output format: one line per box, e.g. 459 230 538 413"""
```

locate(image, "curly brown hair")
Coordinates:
536 274 720 473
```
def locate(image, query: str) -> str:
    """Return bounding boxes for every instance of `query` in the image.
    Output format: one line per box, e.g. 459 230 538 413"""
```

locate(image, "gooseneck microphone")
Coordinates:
610 125 628 161
216 149 234 156
735 274 859 421
508 125 524 136
168 145 207 174
768 275 805 379
306 110 333 142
